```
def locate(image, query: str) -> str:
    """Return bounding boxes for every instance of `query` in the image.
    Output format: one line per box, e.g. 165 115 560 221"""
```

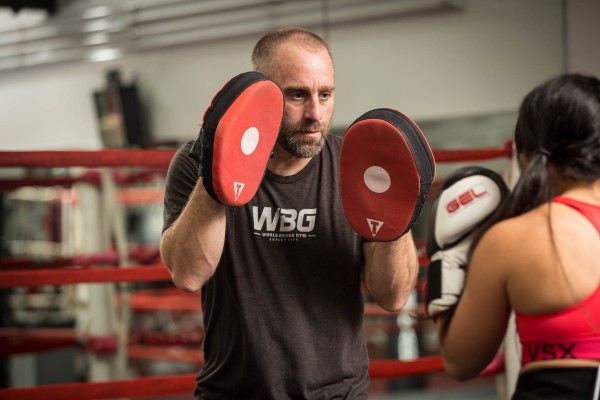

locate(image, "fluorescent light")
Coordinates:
82 6 109 19
88 47 121 62
82 32 109 45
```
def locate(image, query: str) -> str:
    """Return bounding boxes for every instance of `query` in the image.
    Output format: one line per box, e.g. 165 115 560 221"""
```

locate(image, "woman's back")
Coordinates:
504 195 600 316
431 72 600 399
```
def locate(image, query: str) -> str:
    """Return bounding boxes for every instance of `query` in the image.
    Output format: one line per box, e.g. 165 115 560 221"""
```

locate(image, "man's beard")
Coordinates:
277 117 331 158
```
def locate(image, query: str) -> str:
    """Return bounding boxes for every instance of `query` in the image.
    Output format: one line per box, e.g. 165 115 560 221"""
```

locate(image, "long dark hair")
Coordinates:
472 73 600 251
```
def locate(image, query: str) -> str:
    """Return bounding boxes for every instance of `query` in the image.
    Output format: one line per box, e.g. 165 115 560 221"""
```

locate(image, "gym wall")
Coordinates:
0 0 597 152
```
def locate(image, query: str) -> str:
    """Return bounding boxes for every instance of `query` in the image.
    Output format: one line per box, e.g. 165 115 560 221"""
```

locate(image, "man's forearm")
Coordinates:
160 181 226 292
363 232 419 312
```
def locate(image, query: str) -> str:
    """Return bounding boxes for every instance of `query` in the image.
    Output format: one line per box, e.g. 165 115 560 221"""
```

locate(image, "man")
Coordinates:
160 27 421 399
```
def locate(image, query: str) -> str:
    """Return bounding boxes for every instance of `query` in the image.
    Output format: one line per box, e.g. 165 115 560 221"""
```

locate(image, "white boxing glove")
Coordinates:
425 166 508 320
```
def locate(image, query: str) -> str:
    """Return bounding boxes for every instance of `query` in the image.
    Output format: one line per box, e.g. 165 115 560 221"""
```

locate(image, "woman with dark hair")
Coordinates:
425 73 600 399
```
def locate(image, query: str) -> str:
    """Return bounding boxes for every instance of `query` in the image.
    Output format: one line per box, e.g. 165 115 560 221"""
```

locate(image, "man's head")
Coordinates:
252 27 335 158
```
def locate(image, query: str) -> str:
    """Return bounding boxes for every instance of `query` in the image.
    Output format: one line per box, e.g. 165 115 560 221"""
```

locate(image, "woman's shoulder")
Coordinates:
476 205 550 259
492 202 550 233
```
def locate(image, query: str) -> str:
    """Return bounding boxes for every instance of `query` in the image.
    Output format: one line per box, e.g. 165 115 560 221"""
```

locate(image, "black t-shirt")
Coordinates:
163 135 369 399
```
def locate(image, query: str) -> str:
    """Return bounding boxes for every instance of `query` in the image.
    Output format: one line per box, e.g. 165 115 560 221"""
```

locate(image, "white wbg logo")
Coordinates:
253 207 317 233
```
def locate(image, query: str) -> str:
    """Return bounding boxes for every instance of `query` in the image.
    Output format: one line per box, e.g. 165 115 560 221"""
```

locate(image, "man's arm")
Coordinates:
339 108 433 311
362 231 419 312
160 71 283 293
160 179 226 293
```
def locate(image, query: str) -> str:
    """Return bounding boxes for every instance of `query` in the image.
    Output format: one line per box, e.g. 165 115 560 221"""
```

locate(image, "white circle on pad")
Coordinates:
241 127 259 155
364 166 391 193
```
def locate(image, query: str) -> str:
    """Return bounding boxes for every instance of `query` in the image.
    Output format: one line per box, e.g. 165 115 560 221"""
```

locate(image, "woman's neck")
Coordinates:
555 178 600 205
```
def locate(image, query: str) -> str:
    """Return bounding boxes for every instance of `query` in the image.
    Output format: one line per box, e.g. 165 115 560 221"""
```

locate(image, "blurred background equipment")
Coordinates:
93 69 149 148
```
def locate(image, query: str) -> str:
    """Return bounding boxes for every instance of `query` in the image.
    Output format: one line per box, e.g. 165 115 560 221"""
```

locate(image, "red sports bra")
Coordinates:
553 196 600 233
515 196 600 365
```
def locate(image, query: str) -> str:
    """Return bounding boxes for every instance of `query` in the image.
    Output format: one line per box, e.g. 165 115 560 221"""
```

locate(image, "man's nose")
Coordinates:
303 96 322 122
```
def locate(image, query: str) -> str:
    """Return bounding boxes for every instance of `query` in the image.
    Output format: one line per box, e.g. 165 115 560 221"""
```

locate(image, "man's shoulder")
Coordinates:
181 139 195 152
327 133 343 146
171 140 195 161
165 140 197 175
325 133 343 154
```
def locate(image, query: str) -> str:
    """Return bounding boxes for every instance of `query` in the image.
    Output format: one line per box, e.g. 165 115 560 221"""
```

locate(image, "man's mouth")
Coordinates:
299 131 321 138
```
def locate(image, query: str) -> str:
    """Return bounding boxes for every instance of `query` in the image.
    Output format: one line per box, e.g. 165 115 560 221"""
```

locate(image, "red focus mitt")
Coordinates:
189 71 284 205
340 108 435 241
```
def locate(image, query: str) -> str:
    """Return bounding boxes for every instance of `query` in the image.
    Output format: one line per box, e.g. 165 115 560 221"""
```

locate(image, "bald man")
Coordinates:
160 27 420 399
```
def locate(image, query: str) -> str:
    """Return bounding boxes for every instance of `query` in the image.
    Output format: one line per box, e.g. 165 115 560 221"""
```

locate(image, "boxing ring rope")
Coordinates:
0 144 512 399
0 142 511 168
432 141 512 163
0 373 198 400
0 355 507 399
0 264 170 288
0 149 175 168
0 358 449 400
0 355 503 399
0 246 160 269
0 170 165 192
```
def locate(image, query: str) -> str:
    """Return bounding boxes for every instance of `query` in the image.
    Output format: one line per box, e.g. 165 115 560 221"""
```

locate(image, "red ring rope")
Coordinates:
433 143 512 162
1 247 160 270
0 144 512 169
0 373 197 400
0 170 166 192
369 356 445 378
0 357 448 400
0 264 171 288
0 150 176 168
